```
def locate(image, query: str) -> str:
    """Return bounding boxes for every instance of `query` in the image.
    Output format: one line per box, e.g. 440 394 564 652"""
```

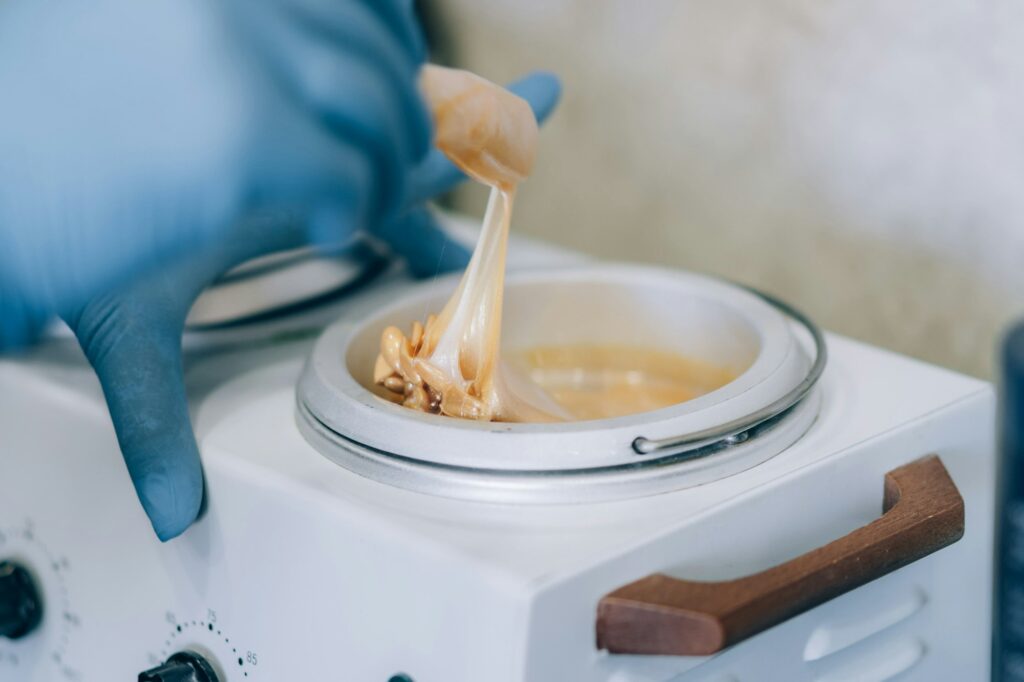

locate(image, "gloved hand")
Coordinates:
64 73 562 541
0 0 429 348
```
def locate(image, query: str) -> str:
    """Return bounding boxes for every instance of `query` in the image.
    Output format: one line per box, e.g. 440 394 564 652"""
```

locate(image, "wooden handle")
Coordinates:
596 455 964 656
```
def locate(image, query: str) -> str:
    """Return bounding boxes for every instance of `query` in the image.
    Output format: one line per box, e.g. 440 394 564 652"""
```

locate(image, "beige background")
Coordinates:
434 0 1024 378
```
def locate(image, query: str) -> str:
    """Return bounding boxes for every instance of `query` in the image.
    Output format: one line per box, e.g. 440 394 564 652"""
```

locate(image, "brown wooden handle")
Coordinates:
596 455 964 656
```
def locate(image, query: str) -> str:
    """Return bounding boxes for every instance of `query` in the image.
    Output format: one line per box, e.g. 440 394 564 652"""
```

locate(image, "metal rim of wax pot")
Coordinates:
185 240 391 331
630 285 827 458
295 390 823 503
295 281 827 503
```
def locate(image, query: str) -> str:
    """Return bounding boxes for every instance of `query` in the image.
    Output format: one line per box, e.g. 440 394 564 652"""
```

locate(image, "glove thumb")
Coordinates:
66 296 202 542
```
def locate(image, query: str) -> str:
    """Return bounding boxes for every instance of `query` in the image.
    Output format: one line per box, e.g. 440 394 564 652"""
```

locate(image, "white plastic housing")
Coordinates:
0 226 995 682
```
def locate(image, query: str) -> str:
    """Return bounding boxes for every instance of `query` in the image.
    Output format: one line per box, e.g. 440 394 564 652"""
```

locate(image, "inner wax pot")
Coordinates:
296 264 824 503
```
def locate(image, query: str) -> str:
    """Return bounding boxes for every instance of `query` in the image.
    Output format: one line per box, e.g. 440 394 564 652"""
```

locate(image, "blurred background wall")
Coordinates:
427 0 1024 378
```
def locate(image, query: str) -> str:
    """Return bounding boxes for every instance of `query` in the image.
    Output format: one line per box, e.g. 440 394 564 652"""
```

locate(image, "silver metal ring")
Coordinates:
631 285 827 456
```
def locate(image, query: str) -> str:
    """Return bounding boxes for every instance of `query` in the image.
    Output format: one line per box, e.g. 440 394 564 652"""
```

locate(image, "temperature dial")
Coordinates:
0 560 42 640
140 650 220 682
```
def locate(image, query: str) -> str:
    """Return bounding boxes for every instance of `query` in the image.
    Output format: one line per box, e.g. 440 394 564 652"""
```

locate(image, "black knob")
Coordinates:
0 560 43 640
139 651 220 682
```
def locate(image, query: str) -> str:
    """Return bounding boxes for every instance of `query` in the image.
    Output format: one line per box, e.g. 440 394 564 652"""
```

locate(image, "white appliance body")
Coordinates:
0 233 995 682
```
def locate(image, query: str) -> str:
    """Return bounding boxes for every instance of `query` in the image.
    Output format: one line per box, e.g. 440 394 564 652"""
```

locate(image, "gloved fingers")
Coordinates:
249 103 372 246
255 4 430 218
275 0 424 104
299 40 429 176
174 211 314 290
282 0 426 73
373 205 471 278
405 71 563 205
66 296 202 542
381 71 562 278
363 0 427 62
509 70 563 124
307 200 366 248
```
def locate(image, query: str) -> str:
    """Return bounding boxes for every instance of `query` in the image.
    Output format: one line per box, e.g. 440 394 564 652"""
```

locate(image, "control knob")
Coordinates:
139 650 220 682
0 560 43 640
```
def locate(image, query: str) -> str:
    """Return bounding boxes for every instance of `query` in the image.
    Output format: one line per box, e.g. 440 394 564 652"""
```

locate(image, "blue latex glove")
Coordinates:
0 0 430 348
64 74 561 541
